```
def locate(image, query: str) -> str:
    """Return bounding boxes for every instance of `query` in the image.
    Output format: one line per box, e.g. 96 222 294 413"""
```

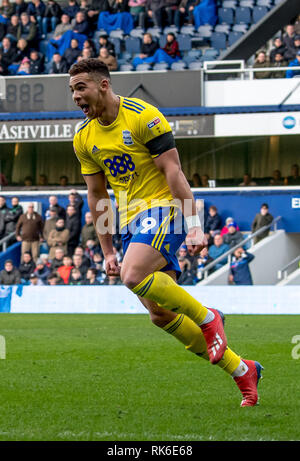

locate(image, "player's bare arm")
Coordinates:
83 172 120 275
154 148 208 254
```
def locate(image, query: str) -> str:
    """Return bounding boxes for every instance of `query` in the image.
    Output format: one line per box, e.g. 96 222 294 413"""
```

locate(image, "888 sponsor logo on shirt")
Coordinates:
103 153 136 177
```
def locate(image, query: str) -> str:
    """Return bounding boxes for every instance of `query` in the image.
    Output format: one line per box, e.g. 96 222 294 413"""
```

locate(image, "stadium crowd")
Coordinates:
0 188 274 286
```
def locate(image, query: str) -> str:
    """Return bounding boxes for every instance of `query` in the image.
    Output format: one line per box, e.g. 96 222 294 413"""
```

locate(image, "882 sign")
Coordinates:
104 154 136 177
0 83 44 111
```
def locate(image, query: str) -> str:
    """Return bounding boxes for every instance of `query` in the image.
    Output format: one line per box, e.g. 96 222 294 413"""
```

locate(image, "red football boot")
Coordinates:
234 360 264 407
200 308 227 364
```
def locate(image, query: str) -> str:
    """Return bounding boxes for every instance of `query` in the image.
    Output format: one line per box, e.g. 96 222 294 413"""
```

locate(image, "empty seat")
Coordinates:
130 28 145 39
215 24 231 34
232 23 249 33
203 48 219 58
228 31 243 46
257 0 272 6
177 34 192 52
235 7 251 24
197 25 213 38
239 0 254 7
136 63 152 71
163 26 179 35
109 29 124 39
252 6 269 23
188 61 203 70
110 37 121 55
210 32 227 50
218 7 234 25
146 27 162 39
180 25 195 35
187 49 202 59
171 61 186 70
222 1 237 8
120 64 134 71
125 37 141 54
153 62 169 70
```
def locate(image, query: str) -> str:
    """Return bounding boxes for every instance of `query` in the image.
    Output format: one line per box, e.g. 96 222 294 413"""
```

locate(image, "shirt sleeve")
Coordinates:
137 104 175 158
73 132 102 176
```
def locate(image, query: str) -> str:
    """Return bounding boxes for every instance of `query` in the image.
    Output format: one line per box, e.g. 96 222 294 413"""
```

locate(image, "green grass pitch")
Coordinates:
0 314 299 441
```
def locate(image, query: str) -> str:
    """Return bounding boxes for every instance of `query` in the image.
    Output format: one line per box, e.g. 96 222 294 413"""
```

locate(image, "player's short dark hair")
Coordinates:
69 58 111 82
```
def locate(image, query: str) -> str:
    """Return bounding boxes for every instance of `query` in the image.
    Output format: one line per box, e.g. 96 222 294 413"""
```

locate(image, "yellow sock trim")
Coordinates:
132 271 208 324
216 347 241 375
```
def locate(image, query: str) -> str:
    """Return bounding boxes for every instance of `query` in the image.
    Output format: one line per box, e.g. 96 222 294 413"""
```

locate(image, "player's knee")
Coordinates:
120 267 142 290
149 310 173 328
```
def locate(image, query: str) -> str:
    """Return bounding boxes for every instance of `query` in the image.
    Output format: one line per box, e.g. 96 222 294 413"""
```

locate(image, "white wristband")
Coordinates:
186 215 201 230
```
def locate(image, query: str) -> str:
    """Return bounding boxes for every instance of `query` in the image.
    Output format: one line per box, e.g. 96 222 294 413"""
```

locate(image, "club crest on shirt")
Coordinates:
147 117 161 129
122 130 134 146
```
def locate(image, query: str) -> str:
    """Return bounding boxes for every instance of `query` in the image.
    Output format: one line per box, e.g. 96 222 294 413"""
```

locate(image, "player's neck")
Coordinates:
97 94 120 126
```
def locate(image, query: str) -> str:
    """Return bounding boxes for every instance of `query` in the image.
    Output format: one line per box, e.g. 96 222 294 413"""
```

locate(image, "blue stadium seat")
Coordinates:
136 63 152 71
121 52 132 62
222 1 237 8
188 61 202 70
125 37 141 54
110 37 121 55
218 7 234 25
232 23 249 33
130 28 145 39
177 34 192 52
187 49 202 59
120 63 134 71
215 24 231 34
180 25 195 35
235 7 251 24
252 6 269 23
171 61 186 70
199 55 216 62
197 25 213 38
146 27 162 39
239 0 254 7
228 31 243 46
109 29 124 39
203 48 219 58
153 62 169 70
183 55 198 66
39 40 48 56
210 32 227 50
94 29 107 41
257 0 272 6
163 26 179 35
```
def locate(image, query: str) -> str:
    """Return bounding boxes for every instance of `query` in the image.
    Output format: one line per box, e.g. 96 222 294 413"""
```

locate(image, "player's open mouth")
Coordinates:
81 104 90 115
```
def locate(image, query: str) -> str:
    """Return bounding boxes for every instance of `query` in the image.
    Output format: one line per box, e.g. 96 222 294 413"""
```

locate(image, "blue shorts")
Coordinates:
121 206 186 278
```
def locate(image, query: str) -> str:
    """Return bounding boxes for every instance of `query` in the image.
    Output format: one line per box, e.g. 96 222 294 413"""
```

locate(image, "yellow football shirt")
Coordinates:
73 96 175 229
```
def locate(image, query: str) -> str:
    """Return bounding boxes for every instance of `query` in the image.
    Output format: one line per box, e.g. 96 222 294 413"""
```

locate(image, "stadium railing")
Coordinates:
0 232 16 252
277 254 300 280
198 215 282 280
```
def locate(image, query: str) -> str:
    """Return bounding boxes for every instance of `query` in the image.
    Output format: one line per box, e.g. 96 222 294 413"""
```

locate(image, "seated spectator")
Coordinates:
0 196 10 240
40 253 51 268
132 32 159 68
253 51 271 79
62 37 81 68
1 37 17 70
42 0 62 38
77 46 93 61
177 256 195 285
72 254 88 278
91 252 104 272
16 55 30 74
47 272 64 285
84 239 100 263
239 173 257 187
0 259 21 285
146 0 165 29
23 176 33 187
283 24 295 56
200 174 209 187
63 0 80 20
102 274 122 285
270 37 286 63
47 218 70 259
220 217 240 236
284 163 300 185
14 0 28 18
19 252 36 283
6 14 20 43
0 0 15 19
29 272 43 285
59 175 69 186
73 246 91 271
57 255 74 284
223 222 244 249
4 196 23 237
50 247 65 270
27 0 46 34
284 34 300 62
208 234 229 271
98 34 115 56
82 38 97 57
34 257 51 284
270 169 284 186
81 211 97 249
17 12 38 48
196 247 213 281
270 52 288 79
85 267 100 285
29 49 45 74
251 203 273 244
50 52 69 73
72 10 89 35
163 32 180 60
52 13 72 39
204 205 222 243
14 37 30 63
98 47 117 70
37 173 48 186
43 206 58 244
129 0 147 28
229 248 255 286
68 267 83 284
286 50 300 78
190 173 201 187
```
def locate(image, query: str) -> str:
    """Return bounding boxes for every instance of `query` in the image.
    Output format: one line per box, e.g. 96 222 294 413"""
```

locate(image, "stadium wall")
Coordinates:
1 285 299 315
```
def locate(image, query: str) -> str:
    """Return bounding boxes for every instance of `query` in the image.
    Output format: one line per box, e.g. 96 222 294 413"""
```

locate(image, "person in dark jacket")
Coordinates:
284 35 300 62
62 38 81 69
50 52 69 73
6 14 20 42
29 49 44 74
65 205 81 256
15 0 28 17
109 0 129 14
87 0 110 27
84 267 100 285
223 222 244 249
0 196 10 239
269 37 286 63
0 37 17 69
146 0 165 28
19 251 36 282
68 189 83 218
42 0 61 37
72 10 89 35
270 52 288 79
4 196 23 241
229 248 255 286
98 35 115 57
204 205 222 244
17 12 38 48
0 259 21 285
81 211 97 249
34 258 51 285
63 0 80 20
251 203 273 244
177 257 195 285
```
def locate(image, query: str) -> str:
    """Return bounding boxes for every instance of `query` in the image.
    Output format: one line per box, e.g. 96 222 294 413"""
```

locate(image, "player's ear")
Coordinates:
99 78 109 91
